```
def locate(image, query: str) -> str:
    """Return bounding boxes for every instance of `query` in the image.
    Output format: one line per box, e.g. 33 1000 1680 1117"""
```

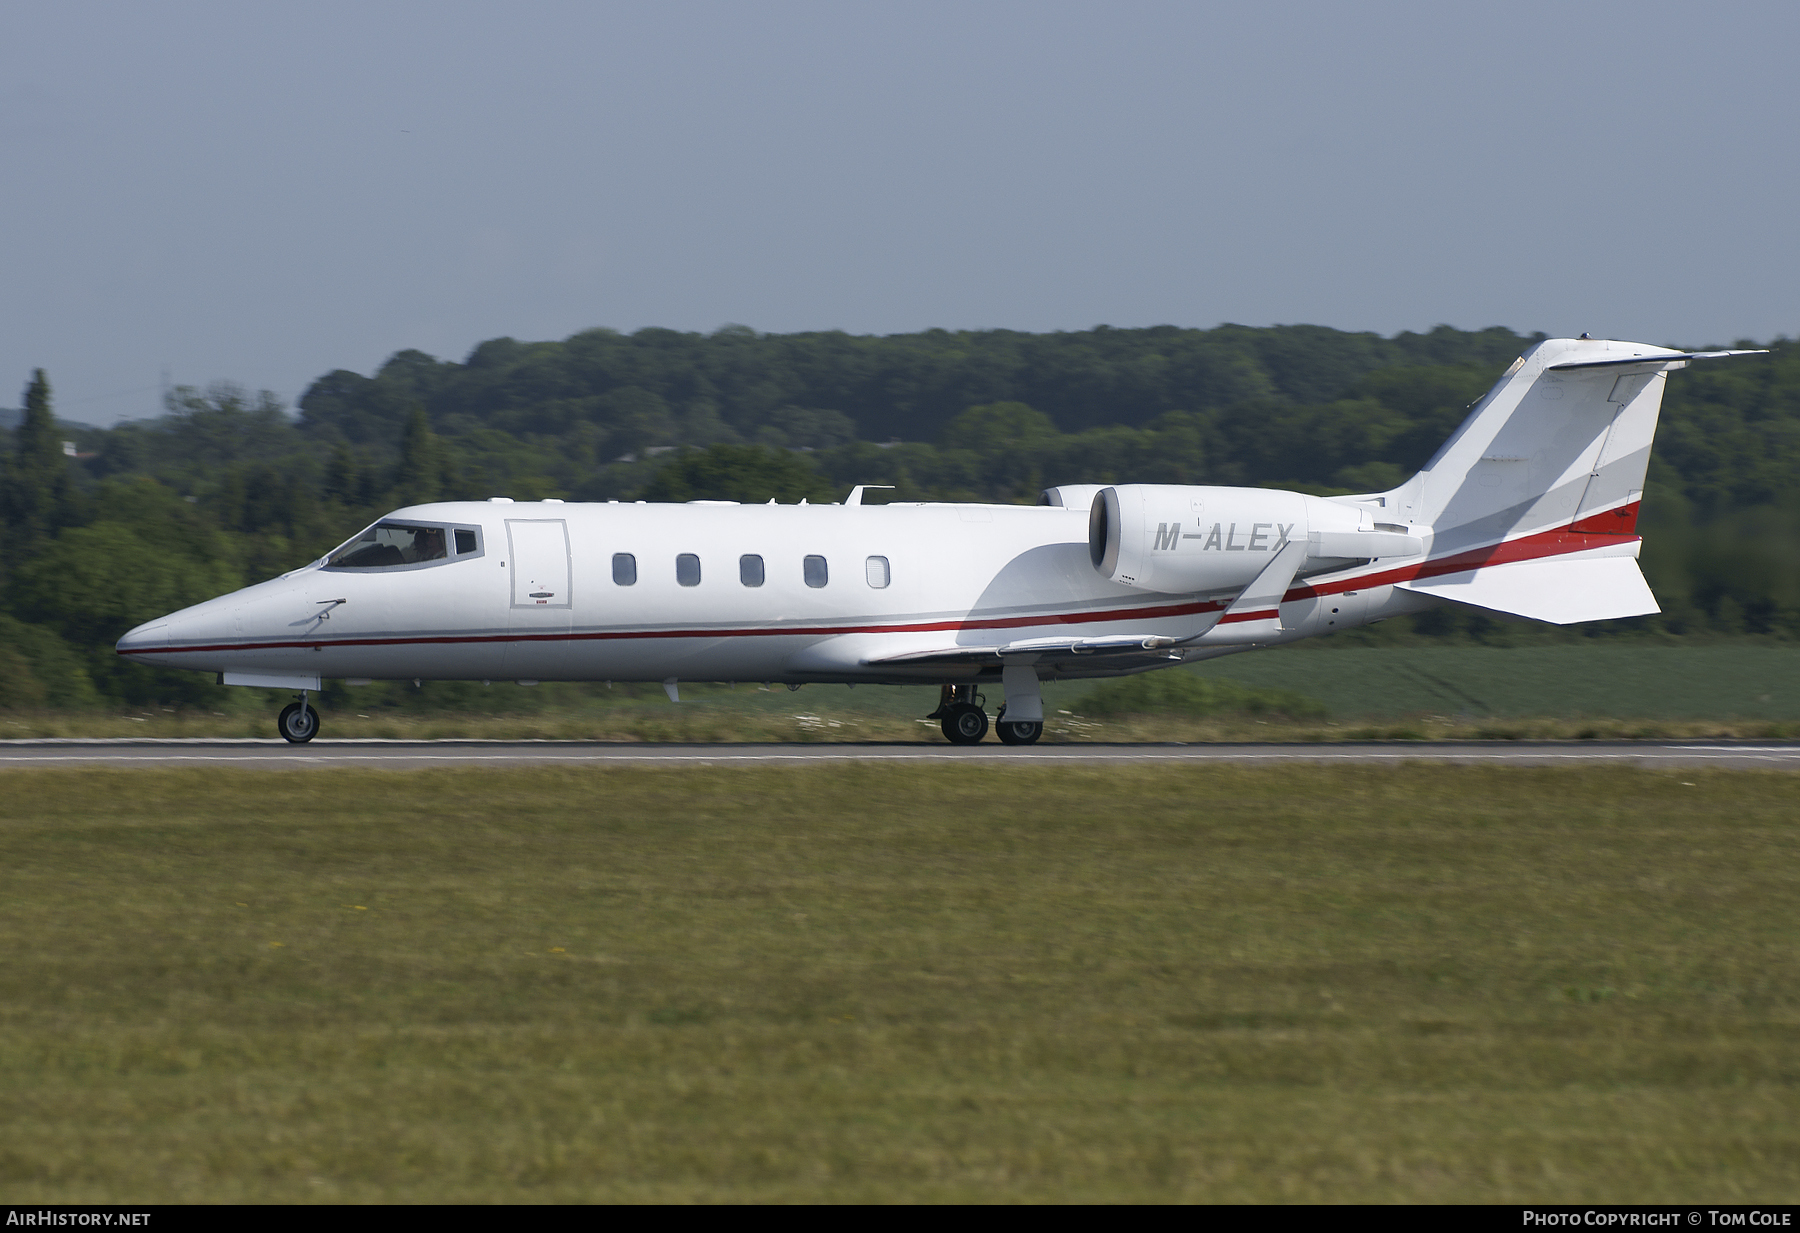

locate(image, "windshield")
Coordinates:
327 522 450 569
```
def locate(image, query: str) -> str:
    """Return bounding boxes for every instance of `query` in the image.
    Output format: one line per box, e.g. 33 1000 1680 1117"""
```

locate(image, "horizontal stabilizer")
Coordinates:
1547 349 1766 371
1397 556 1658 625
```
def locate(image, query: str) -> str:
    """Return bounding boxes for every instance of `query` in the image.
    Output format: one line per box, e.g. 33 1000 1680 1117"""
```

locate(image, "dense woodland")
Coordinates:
3 322 1798 708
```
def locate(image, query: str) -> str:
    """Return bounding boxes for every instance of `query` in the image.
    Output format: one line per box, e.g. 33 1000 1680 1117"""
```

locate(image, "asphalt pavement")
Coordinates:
2 739 1798 769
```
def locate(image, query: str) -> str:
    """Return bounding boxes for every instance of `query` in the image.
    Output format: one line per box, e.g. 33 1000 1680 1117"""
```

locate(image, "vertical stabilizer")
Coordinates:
1378 338 1759 556
1362 338 1763 624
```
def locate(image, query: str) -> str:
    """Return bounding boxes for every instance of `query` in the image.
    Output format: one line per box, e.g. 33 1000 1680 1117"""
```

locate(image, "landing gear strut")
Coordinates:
929 684 988 745
997 663 1045 745
277 691 319 744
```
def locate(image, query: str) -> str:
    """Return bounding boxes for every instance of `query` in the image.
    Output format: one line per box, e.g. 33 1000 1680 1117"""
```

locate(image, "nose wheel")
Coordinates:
277 694 319 744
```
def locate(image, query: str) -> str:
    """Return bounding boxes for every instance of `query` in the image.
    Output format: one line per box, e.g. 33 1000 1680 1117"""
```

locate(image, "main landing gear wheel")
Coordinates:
996 718 1043 745
277 700 319 744
941 702 989 745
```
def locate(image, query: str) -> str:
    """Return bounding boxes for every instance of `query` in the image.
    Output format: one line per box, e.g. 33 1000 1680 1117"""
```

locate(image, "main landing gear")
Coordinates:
995 708 1043 746
928 684 1043 746
277 691 319 744
929 684 987 745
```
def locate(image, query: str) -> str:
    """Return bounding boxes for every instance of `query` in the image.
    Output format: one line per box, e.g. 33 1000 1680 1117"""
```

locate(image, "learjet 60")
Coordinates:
116 336 1762 744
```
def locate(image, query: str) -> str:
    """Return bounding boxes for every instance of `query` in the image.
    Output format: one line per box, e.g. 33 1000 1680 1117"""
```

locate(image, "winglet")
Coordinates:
1195 538 1309 645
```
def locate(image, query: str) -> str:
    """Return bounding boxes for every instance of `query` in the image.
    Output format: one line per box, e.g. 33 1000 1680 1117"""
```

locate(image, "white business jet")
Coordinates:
117 336 1761 744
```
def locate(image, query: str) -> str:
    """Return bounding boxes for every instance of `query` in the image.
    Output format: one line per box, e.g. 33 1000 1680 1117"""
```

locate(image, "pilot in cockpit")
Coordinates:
405 527 447 564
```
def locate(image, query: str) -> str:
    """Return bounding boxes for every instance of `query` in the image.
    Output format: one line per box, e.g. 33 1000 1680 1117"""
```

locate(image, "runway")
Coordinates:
3 739 1799 769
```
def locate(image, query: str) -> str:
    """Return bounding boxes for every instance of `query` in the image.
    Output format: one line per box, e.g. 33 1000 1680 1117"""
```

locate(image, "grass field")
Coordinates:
1192 643 1800 722
2 764 1797 1202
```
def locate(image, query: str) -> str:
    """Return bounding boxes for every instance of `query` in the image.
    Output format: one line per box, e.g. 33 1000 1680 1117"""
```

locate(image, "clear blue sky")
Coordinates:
3 0 1795 424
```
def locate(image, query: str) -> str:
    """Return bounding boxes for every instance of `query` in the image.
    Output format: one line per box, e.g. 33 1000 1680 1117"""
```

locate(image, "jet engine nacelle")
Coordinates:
1089 484 1422 594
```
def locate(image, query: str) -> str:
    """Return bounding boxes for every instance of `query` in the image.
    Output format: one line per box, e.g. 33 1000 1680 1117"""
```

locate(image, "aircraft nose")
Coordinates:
115 620 169 655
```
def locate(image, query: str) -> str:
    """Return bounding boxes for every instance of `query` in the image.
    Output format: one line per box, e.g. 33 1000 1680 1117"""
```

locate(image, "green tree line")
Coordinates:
3 323 1798 708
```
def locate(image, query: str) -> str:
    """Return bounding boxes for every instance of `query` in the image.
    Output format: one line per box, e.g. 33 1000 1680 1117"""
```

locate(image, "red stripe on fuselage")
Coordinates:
1216 607 1280 624
119 595 1229 657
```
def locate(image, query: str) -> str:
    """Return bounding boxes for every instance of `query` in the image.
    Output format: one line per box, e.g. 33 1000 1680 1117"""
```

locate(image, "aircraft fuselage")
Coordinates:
115 493 1407 688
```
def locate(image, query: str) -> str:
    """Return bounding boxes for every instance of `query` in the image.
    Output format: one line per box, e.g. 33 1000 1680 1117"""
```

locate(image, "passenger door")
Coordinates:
504 519 572 677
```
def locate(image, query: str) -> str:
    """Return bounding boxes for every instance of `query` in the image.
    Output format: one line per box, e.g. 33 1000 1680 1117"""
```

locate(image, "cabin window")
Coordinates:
866 555 890 588
677 553 701 587
740 554 764 587
455 529 477 555
327 522 449 570
803 555 828 588
612 553 637 586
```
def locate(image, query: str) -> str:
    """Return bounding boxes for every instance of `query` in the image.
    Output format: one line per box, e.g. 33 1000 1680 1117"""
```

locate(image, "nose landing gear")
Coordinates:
277 691 319 744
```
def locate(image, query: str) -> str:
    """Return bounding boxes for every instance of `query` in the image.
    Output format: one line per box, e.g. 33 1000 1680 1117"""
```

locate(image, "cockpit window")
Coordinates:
325 521 481 571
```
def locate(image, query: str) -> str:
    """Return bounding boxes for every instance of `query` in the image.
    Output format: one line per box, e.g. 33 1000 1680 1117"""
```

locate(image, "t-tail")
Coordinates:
1361 337 1765 625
